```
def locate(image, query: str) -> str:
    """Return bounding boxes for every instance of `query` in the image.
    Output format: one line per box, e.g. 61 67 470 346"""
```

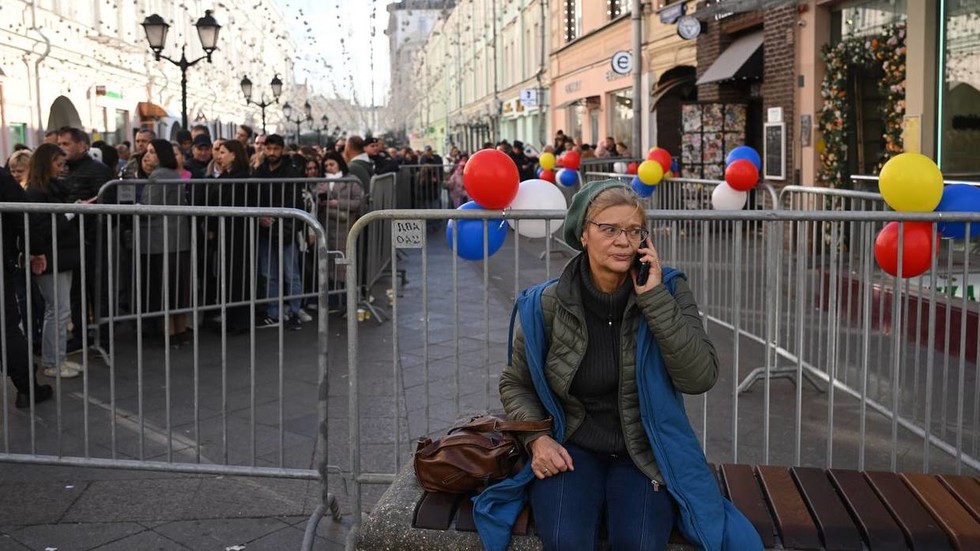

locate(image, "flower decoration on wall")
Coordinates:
818 24 907 190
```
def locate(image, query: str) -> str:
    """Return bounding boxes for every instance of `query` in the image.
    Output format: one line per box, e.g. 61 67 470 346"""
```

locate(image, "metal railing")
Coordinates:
0 203 342 550
335 208 980 548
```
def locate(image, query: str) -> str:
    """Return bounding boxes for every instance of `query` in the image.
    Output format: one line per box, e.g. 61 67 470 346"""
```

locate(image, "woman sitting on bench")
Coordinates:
476 180 762 551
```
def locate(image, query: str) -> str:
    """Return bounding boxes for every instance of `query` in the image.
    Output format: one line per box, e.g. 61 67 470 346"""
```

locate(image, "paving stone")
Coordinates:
89 529 191 550
4 522 146 551
152 517 288 549
62 478 202 523
0 481 85 525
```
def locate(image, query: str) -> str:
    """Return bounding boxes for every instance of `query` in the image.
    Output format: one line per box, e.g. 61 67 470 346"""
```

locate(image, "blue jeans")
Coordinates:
258 237 301 320
34 271 73 366
529 444 676 551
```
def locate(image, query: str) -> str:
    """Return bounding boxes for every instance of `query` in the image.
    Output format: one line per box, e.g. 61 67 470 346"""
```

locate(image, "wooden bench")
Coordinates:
409 465 980 550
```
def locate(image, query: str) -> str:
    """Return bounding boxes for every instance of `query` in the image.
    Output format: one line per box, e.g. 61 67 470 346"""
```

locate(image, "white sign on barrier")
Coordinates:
394 220 425 248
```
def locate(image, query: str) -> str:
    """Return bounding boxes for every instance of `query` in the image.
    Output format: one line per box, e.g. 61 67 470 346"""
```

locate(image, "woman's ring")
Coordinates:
543 468 550 474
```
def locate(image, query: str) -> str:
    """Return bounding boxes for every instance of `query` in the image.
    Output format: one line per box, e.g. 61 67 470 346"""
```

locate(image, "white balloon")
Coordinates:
506 179 568 238
613 162 627 174
711 182 747 211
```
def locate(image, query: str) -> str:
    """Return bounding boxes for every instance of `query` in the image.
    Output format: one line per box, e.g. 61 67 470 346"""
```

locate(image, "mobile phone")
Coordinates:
634 253 650 286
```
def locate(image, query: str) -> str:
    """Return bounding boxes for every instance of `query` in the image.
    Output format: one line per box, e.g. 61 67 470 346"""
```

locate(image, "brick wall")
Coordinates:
694 8 798 184
763 5 797 184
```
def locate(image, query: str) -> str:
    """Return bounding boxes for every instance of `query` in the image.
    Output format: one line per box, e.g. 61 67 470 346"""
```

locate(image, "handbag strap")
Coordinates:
458 416 553 434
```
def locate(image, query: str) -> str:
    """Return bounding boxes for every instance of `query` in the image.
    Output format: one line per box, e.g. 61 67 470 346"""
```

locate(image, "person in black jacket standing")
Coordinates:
24 144 83 379
0 167 53 407
252 134 304 330
58 127 114 353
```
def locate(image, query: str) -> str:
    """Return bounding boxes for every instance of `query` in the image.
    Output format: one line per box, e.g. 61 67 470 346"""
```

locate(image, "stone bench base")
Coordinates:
356 462 693 550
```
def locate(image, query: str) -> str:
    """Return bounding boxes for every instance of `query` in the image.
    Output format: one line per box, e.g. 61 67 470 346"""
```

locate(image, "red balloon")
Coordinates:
540 169 556 183
562 151 581 170
874 221 937 278
725 159 759 191
647 147 672 174
463 150 520 209
626 162 639 175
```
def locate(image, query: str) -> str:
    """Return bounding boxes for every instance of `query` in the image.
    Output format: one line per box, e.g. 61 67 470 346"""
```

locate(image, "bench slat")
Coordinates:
865 471 950 550
901 473 980 550
756 465 821 550
455 497 476 532
414 492 464 530
791 467 863 550
940 475 980 523
828 469 907 550
720 463 775 547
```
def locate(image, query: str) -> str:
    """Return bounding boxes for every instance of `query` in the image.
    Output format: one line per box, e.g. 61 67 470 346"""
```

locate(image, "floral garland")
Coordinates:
818 24 906 190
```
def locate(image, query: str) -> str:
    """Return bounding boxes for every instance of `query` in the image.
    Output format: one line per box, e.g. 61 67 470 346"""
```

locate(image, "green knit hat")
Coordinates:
563 179 632 251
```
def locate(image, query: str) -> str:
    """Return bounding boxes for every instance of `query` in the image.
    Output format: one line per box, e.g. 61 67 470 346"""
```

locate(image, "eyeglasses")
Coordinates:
587 220 649 242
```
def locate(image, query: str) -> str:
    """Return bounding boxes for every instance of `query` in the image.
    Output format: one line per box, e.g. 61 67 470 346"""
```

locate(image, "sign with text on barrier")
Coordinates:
394 220 425 248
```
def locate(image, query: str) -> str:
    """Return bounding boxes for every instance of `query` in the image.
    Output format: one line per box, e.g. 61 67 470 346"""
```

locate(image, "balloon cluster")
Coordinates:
630 147 672 198
712 146 761 210
873 153 980 278
537 150 582 187
448 149 569 260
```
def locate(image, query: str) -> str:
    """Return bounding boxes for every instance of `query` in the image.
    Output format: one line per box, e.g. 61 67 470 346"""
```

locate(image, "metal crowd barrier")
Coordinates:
96 177 363 325
0 203 341 544
395 163 454 210
333 208 980 548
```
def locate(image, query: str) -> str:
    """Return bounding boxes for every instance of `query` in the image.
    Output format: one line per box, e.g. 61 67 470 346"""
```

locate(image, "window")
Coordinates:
564 0 581 42
7 123 27 155
609 0 625 19
938 0 980 176
608 89 634 147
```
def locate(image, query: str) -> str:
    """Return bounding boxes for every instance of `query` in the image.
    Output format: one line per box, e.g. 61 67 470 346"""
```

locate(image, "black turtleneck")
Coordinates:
568 257 631 455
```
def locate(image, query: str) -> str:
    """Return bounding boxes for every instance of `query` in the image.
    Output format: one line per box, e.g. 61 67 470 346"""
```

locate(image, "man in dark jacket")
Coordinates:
252 134 305 330
510 141 535 182
0 167 53 408
59 127 114 353
185 134 212 179
365 137 399 175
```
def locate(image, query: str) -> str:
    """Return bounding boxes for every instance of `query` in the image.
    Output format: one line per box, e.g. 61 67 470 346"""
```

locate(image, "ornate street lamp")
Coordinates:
141 10 221 129
316 115 330 146
240 74 283 134
282 100 312 144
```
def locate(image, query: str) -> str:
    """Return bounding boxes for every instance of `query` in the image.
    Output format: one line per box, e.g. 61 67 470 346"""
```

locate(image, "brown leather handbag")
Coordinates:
413 415 553 494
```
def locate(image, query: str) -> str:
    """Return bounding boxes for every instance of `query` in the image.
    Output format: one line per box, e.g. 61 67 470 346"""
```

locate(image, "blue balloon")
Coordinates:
726 146 762 171
536 167 544 178
446 201 509 260
631 176 654 198
935 184 980 240
557 168 579 187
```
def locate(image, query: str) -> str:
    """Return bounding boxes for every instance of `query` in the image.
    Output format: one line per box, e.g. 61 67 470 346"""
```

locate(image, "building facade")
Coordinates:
0 0 298 158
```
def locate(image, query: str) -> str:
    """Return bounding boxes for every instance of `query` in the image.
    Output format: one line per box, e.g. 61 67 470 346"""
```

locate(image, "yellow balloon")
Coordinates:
539 152 556 171
637 160 664 186
878 153 944 212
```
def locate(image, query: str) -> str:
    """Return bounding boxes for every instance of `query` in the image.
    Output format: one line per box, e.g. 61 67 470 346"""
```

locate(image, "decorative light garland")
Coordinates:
818 23 906 190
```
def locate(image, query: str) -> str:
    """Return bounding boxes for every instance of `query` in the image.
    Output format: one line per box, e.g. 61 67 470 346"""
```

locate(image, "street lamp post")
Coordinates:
141 10 221 130
240 75 283 135
316 115 330 146
282 101 312 145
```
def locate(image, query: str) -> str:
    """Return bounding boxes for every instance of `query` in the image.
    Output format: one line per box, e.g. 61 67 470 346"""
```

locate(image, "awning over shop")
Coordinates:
696 31 764 85
137 101 169 119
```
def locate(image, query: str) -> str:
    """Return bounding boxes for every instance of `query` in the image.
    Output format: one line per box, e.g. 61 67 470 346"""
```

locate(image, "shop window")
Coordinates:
831 0 907 41
939 0 980 178
609 89 634 150
7 123 27 151
566 104 585 143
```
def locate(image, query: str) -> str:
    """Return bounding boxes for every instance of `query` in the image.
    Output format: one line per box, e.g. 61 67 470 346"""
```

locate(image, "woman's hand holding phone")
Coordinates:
632 237 662 292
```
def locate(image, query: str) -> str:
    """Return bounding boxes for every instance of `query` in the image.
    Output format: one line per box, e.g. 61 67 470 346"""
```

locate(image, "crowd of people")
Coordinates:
1 123 634 408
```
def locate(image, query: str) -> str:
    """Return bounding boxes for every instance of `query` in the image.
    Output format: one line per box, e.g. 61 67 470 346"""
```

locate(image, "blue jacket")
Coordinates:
473 269 763 550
